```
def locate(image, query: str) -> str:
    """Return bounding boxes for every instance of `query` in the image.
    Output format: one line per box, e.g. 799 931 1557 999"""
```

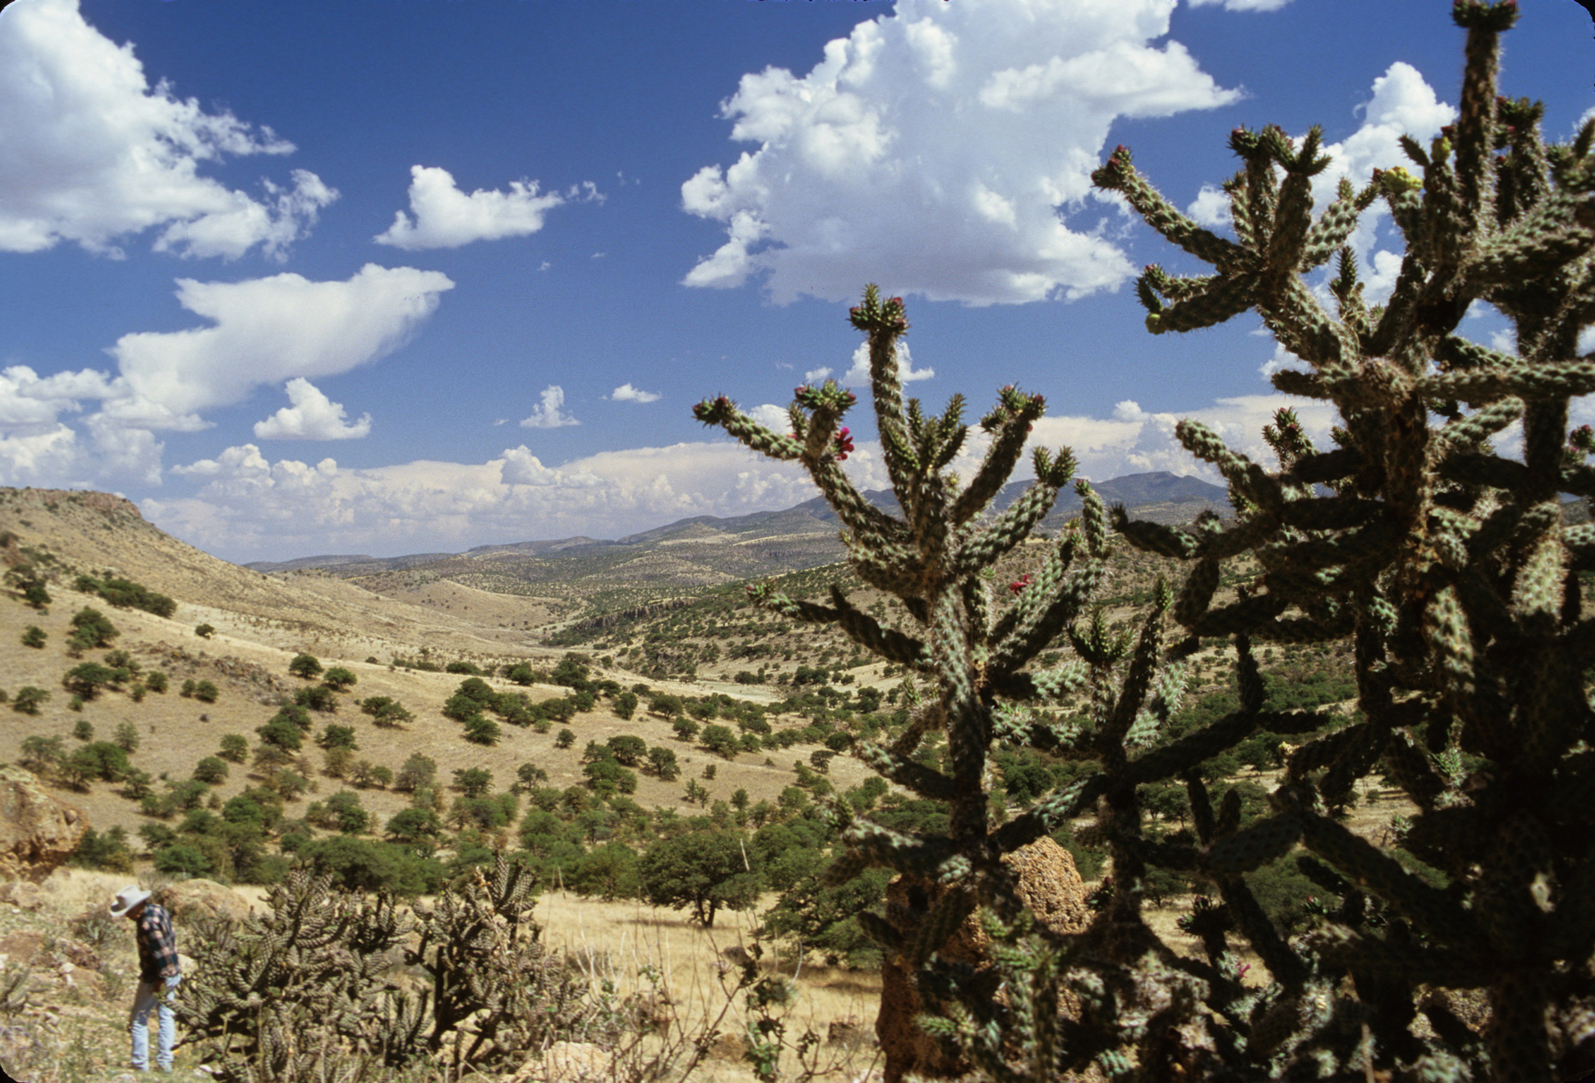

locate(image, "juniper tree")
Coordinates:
912 2 1595 1081
695 286 1189 1078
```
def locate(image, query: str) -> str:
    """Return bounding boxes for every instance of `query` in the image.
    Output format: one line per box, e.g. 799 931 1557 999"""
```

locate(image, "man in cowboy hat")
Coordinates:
111 886 181 1072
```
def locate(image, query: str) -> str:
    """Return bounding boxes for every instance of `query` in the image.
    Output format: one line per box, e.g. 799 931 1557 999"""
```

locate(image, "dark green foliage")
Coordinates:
6 564 51 611
393 753 437 793
359 695 413 728
193 679 219 704
297 836 444 896
195 623 215 638
154 842 214 878
554 728 576 749
321 666 357 691
760 863 893 968
255 715 302 752
68 826 134 873
570 842 640 901
67 606 118 649
317 723 358 751
582 757 638 796
319 791 370 835
613 690 638 719
193 756 230 784
20 625 44 649
647 744 680 781
288 653 322 679
638 828 762 927
463 713 501 745
386 806 443 848
145 671 168 694
452 767 494 798
606 733 646 766
73 574 176 618
448 793 518 832
11 686 48 715
217 734 248 763
292 684 335 712
699 723 739 759
64 741 130 784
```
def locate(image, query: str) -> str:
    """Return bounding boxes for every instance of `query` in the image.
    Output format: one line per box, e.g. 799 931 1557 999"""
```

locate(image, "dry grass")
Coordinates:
533 891 884 1082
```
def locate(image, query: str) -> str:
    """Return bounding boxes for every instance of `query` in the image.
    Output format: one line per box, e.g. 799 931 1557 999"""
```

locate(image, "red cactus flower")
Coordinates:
1009 573 1033 595
833 427 855 461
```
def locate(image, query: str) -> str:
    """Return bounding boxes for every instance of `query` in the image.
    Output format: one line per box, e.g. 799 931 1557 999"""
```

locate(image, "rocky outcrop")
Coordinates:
0 767 89 883
157 878 251 926
876 836 1091 1083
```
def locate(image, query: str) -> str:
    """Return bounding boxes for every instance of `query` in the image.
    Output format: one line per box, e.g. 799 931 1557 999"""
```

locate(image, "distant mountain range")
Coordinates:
244 472 1228 582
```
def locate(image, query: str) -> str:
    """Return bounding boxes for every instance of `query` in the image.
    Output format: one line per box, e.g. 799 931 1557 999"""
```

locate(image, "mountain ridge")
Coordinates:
243 471 1226 574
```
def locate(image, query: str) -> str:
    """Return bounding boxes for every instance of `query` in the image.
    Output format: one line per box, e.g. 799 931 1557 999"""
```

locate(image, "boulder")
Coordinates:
876 836 1091 1083
0 767 89 883
157 879 250 926
498 1041 611 1083
0 881 43 911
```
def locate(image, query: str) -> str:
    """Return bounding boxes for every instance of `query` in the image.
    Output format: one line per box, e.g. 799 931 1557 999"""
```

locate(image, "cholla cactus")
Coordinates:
178 854 599 1082
1072 2 1595 1080
176 868 414 1082
696 286 1195 1078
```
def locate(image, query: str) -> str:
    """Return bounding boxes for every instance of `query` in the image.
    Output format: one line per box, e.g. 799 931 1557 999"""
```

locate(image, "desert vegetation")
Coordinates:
1 4 1591 1081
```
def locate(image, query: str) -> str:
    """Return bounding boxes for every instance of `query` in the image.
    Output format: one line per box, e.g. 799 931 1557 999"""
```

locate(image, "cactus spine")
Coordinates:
696 287 1195 1078
1080 2 1595 1079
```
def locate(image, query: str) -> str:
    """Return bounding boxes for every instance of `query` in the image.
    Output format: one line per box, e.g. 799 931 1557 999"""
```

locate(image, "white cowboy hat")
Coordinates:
110 886 151 917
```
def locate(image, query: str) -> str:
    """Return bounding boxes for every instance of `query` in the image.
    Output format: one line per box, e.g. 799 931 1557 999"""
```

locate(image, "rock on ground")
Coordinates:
0 766 89 883
156 879 252 927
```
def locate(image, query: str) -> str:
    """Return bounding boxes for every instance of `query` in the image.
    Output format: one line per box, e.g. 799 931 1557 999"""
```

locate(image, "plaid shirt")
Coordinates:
135 903 180 983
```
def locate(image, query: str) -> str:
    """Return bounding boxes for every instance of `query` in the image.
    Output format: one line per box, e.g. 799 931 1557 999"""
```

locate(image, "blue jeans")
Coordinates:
130 975 179 1071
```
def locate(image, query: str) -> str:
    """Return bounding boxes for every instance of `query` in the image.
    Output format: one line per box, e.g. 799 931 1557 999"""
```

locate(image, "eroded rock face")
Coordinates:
157 879 251 926
0 767 89 884
876 836 1090 1083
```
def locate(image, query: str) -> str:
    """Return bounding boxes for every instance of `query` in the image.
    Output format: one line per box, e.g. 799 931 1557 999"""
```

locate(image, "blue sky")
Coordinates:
1 0 1591 563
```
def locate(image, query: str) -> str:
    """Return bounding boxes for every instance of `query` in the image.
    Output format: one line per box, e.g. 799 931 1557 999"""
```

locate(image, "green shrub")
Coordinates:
193 757 229 784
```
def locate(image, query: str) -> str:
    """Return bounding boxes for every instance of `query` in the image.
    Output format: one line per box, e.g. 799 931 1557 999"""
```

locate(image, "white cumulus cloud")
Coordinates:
145 386 1354 564
681 0 1241 305
111 264 454 419
374 166 597 250
520 385 580 429
0 0 335 259
1186 61 1453 312
253 378 372 440
149 439 823 562
0 266 449 486
842 341 933 386
1186 0 1293 11
610 383 661 403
